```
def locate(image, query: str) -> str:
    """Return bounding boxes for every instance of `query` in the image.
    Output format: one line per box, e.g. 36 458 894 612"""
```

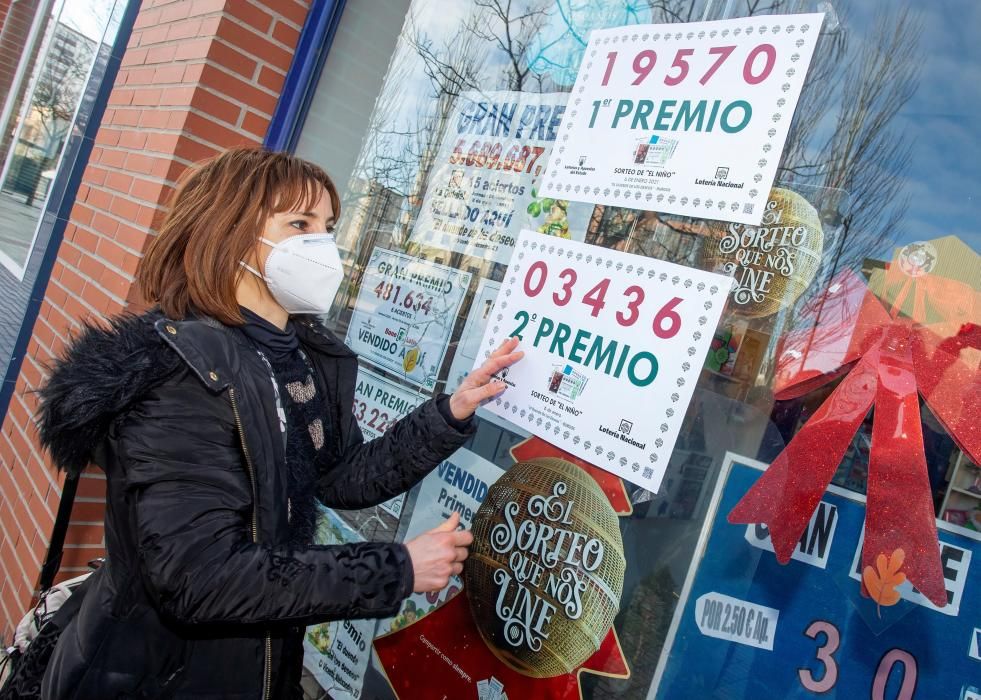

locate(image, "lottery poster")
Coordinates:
652 454 981 699
409 90 593 263
540 14 823 225
380 448 505 634
303 506 377 700
477 229 730 492
352 367 427 519
346 248 472 392
445 278 502 394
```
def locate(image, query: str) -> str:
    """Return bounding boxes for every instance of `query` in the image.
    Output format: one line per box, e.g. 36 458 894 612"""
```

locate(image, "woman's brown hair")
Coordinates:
137 147 341 325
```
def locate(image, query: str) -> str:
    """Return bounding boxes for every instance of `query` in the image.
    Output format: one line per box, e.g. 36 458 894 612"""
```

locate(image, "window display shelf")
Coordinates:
951 486 981 499
940 451 981 534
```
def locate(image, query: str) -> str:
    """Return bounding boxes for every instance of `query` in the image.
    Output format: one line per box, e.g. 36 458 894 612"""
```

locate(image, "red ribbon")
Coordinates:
375 438 631 698
729 268 979 608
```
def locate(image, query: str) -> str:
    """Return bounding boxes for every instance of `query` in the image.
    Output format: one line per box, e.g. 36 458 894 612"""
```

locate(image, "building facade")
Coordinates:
0 1 978 698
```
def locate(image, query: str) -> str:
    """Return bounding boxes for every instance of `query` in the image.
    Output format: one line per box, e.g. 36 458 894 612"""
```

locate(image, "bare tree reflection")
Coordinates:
466 0 551 91
780 6 922 283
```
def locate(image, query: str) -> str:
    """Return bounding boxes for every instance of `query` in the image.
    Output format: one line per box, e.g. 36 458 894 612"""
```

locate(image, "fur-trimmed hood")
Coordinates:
36 311 357 477
37 313 183 476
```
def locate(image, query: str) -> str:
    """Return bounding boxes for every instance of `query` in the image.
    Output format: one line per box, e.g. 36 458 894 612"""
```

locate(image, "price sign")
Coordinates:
346 248 472 392
477 230 730 491
352 367 426 519
653 454 981 700
540 13 823 225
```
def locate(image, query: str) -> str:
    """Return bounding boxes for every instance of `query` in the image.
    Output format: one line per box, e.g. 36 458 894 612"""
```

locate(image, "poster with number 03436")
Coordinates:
477 229 730 492
540 13 823 225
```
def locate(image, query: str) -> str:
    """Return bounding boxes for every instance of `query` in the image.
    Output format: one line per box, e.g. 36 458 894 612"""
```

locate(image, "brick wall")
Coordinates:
0 0 311 638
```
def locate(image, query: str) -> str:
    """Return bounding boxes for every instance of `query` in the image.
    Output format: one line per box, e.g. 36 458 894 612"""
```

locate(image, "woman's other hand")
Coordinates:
404 512 473 593
448 336 523 421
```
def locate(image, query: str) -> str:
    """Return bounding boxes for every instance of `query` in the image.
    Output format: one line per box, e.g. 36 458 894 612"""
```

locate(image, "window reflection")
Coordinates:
0 0 120 275
297 1 980 696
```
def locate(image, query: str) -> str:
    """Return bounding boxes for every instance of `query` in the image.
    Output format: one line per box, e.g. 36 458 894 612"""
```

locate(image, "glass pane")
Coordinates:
294 1 981 698
0 0 121 274
0 0 125 378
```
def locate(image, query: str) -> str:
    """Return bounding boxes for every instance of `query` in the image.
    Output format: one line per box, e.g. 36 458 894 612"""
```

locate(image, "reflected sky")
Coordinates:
58 0 117 41
887 0 979 256
369 0 980 264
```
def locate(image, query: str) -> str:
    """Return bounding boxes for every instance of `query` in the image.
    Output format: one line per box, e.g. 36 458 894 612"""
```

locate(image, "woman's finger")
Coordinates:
465 350 523 387
472 380 507 405
488 336 520 358
452 380 506 416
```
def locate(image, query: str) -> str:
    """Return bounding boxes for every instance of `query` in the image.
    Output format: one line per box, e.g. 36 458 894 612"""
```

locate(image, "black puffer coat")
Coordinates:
35 312 475 699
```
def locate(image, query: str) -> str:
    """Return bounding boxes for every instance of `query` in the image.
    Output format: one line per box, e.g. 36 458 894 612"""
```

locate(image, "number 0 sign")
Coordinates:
478 230 730 491
540 13 824 225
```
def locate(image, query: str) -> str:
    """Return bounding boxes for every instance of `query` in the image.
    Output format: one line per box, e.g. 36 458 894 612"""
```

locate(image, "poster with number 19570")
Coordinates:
540 13 823 225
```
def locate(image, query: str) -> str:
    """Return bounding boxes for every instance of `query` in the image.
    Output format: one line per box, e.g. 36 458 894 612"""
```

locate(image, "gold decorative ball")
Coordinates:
464 458 625 678
699 187 824 318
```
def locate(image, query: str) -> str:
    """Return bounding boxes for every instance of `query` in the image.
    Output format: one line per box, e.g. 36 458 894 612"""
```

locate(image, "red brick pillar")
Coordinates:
0 0 311 638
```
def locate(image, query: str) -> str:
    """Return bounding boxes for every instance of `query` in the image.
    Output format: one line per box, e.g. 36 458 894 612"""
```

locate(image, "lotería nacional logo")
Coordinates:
598 422 647 450
694 164 744 190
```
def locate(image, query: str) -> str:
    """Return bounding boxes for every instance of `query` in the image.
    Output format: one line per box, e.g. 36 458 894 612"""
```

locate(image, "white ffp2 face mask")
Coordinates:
242 233 344 315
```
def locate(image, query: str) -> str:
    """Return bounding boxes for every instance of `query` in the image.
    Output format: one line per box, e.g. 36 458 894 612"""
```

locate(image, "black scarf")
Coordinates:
239 307 324 545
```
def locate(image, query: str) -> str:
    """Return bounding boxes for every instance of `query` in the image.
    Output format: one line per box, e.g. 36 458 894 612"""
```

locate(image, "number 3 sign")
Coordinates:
478 230 730 491
540 13 824 226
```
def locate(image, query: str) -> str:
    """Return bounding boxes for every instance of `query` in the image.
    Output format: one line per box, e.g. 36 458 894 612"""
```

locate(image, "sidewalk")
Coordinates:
0 190 40 269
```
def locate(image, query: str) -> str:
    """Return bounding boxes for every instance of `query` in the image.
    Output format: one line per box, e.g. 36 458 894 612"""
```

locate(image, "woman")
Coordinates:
35 147 522 699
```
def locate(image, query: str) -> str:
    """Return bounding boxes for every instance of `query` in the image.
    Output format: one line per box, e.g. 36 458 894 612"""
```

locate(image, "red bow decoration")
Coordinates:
375 438 631 699
728 262 979 607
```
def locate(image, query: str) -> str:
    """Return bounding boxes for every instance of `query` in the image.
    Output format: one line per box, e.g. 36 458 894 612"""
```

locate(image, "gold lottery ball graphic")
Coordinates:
699 187 824 318
402 346 420 373
464 458 625 678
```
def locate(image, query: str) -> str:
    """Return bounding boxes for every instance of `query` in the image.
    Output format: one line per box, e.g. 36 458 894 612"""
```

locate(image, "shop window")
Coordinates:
0 0 123 277
293 1 980 698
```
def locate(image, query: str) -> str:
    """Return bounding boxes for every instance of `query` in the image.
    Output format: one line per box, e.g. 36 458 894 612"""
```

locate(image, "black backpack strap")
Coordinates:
37 473 79 593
